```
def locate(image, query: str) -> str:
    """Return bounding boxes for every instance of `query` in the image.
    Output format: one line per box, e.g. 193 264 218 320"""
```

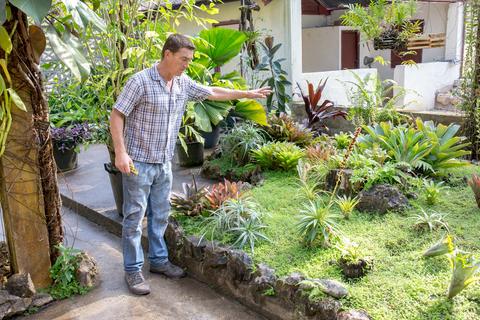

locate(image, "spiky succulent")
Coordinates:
170 176 208 216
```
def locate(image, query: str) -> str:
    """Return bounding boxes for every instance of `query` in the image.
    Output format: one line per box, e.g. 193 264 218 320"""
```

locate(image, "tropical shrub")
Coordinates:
343 72 410 127
305 144 336 162
296 200 340 247
256 36 291 114
264 113 314 147
416 120 470 172
51 123 91 152
220 122 266 165
358 119 470 175
252 142 305 171
336 238 372 278
334 132 351 150
297 79 347 130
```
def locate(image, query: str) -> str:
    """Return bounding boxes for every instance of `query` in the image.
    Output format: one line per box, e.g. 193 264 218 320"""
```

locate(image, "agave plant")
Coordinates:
170 175 208 217
297 79 347 129
447 251 480 299
296 199 340 247
220 122 266 165
467 174 480 208
412 209 449 232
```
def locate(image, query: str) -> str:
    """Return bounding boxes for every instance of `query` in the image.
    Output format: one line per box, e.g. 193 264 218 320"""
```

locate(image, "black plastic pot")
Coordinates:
104 162 123 217
53 146 78 172
200 125 221 149
176 141 204 167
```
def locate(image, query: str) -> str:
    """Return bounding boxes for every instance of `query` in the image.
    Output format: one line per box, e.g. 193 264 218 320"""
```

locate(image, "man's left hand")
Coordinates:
247 87 272 99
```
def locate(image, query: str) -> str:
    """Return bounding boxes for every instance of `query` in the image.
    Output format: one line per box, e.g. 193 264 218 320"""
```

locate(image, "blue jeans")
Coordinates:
122 161 172 273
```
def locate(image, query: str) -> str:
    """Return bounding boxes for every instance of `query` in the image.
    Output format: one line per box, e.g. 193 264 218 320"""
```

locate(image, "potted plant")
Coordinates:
341 0 421 51
177 104 205 167
336 239 372 279
51 123 91 172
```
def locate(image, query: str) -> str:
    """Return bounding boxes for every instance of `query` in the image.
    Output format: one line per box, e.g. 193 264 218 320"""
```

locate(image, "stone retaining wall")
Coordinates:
165 219 369 320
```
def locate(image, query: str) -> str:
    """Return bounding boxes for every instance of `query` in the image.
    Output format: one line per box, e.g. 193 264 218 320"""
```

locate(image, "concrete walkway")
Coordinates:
21 208 262 320
20 145 263 320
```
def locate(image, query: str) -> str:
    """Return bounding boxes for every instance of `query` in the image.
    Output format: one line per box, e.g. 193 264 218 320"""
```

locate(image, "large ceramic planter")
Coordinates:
200 125 221 149
53 145 78 172
104 162 123 217
176 141 204 167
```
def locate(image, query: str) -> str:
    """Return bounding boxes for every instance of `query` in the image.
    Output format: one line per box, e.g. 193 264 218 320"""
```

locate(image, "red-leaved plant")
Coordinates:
297 79 347 129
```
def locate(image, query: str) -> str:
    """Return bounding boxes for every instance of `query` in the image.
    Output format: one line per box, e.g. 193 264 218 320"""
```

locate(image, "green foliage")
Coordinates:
200 197 268 253
336 238 363 264
447 251 480 299
262 287 276 296
416 120 471 172
456 0 480 158
264 112 314 147
170 176 208 217
256 36 291 114
343 72 410 127
341 0 418 43
412 209 449 232
178 104 205 153
220 122 266 165
298 279 327 301
423 234 455 258
296 199 340 247
422 179 446 205
358 119 470 175
335 195 360 220
334 132 351 150
252 142 305 171
49 244 88 300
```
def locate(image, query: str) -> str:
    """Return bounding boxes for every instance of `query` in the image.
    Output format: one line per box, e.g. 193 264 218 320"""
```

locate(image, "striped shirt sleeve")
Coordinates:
113 76 142 117
184 76 213 102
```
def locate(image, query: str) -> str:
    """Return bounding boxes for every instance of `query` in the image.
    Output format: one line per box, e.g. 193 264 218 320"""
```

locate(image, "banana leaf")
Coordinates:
233 99 268 126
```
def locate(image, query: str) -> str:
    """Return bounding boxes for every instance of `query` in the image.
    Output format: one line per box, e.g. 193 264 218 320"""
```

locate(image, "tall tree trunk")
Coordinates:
0 7 63 275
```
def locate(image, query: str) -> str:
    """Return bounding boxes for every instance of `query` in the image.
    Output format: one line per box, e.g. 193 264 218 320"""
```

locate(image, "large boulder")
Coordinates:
337 309 371 320
75 252 98 288
0 290 31 319
6 274 35 298
357 184 409 214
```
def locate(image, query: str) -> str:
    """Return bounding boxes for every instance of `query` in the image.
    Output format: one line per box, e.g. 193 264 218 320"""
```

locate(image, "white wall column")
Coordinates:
286 0 303 98
445 1 464 62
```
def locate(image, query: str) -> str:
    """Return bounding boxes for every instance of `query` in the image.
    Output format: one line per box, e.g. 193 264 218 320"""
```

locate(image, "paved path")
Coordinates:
21 207 263 320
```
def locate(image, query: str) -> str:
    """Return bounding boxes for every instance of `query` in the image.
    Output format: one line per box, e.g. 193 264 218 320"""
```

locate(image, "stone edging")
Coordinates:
165 219 370 320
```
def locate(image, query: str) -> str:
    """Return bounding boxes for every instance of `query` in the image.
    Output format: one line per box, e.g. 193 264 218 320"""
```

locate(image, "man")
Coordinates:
110 33 271 295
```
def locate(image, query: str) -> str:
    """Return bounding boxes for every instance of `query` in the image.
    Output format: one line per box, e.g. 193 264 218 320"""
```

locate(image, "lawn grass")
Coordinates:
177 167 480 319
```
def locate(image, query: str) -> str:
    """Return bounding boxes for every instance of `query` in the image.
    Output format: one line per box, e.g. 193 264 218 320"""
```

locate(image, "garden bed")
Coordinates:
175 168 480 319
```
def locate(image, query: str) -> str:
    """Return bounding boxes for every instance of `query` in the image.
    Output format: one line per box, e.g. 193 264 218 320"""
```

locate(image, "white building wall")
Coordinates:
394 62 460 110
302 27 340 72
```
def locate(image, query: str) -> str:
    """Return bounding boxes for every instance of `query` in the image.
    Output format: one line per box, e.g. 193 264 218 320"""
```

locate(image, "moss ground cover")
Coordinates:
177 167 480 319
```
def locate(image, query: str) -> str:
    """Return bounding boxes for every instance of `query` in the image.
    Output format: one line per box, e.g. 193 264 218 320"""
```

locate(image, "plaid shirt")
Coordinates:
113 63 212 163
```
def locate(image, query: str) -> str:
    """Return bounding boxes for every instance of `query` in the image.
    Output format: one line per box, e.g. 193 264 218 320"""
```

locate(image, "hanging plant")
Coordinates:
341 0 421 51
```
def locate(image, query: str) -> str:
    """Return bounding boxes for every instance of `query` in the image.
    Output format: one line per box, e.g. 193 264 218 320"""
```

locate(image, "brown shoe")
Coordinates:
150 261 186 279
125 271 150 295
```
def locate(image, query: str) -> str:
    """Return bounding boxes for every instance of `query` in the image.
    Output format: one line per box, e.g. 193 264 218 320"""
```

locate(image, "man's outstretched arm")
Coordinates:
207 86 272 101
